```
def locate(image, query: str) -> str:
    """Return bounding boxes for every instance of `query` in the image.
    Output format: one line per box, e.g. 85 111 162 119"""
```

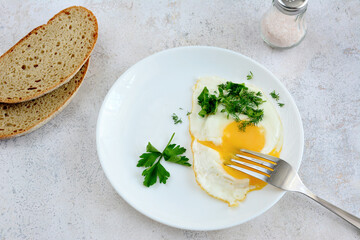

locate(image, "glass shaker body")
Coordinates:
261 1 307 49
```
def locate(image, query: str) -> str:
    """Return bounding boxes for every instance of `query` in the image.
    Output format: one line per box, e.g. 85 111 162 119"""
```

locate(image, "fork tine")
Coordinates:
225 163 269 183
230 159 273 176
235 153 275 169
239 149 280 164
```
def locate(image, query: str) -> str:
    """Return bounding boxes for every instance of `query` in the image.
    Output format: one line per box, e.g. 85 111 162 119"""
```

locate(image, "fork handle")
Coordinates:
300 188 360 229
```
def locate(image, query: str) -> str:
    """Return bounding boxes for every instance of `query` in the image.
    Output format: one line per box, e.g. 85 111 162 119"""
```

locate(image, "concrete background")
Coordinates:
0 0 359 239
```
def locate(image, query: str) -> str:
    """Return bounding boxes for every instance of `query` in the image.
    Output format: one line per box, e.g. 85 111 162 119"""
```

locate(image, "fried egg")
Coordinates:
189 76 283 206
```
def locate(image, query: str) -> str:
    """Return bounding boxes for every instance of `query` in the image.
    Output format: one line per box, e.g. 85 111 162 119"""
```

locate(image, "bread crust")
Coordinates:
0 6 98 103
0 59 90 139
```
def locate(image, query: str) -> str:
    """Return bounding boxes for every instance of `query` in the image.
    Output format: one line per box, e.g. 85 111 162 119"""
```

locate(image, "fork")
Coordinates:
225 149 360 229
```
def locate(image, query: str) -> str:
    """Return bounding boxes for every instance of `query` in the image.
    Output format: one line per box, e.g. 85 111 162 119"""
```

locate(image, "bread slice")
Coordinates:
0 6 98 103
0 60 89 139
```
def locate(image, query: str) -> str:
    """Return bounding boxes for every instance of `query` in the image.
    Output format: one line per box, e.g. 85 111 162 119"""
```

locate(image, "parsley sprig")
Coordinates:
197 81 266 131
137 133 191 187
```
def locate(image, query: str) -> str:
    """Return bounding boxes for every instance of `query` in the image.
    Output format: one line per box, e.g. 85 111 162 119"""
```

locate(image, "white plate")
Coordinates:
96 46 304 230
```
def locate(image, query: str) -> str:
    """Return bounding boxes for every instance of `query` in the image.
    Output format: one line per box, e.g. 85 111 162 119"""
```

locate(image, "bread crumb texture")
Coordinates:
0 6 97 103
0 60 89 139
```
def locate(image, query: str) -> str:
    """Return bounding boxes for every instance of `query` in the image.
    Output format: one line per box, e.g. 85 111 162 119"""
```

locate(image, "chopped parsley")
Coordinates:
197 81 265 131
246 71 254 80
137 133 191 187
186 111 191 116
197 87 218 117
270 90 285 107
172 113 182 124
270 90 280 101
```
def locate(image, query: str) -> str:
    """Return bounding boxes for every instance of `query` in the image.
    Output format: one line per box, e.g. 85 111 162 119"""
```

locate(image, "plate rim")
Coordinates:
96 46 304 231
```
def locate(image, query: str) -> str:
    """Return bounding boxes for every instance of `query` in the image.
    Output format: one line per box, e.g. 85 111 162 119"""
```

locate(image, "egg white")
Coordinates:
192 140 251 205
190 76 283 206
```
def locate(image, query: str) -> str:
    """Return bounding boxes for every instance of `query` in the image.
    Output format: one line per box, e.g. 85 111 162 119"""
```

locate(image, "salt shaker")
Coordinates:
261 0 308 49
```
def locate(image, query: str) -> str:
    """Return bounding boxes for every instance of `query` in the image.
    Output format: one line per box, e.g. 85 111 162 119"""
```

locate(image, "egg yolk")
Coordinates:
199 121 281 191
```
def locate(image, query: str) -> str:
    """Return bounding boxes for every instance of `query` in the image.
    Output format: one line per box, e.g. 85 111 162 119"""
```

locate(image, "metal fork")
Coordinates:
225 149 360 229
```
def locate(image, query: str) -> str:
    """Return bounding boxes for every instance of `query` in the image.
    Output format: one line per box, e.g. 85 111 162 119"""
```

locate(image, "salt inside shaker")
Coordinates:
261 0 308 48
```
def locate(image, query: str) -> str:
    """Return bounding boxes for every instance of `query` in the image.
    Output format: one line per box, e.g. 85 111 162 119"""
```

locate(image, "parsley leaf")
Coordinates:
141 162 170 186
146 142 160 153
166 155 191 166
247 71 253 80
186 111 191 116
278 103 285 107
163 143 186 157
270 90 280 101
137 143 161 167
137 133 191 187
172 113 182 124
163 144 191 166
137 152 161 167
142 163 160 186
155 163 170 184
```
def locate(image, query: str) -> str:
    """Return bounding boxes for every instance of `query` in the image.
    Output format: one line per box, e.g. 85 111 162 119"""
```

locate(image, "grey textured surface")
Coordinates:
0 0 359 239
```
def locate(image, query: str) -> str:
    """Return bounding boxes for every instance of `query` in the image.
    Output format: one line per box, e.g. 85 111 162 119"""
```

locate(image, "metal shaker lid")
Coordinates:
274 0 308 15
